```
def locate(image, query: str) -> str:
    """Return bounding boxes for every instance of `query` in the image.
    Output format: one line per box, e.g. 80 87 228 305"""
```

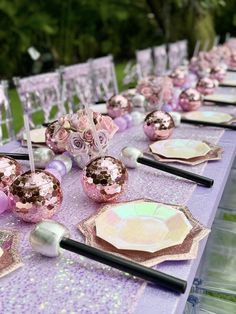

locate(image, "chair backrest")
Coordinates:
168 42 181 70
123 61 139 86
14 72 65 127
136 48 153 79
177 40 188 63
90 55 118 102
62 62 94 110
153 44 168 75
0 81 15 145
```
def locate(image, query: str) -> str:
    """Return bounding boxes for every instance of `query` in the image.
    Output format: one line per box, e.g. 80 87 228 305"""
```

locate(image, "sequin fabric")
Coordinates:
0 156 22 193
0 229 23 278
0 104 235 313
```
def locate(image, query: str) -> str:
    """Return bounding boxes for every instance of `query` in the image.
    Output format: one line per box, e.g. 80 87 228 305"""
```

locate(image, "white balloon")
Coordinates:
169 112 181 127
54 154 72 173
130 111 144 126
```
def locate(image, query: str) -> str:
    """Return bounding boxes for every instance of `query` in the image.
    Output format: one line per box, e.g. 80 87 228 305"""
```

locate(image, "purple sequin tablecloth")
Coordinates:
0 105 236 314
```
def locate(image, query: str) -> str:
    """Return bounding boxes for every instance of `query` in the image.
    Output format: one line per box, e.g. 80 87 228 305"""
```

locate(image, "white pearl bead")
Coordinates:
213 79 219 87
54 154 72 173
120 147 142 168
130 111 144 126
169 112 181 127
34 148 55 168
132 94 145 110
30 220 70 257
73 155 90 169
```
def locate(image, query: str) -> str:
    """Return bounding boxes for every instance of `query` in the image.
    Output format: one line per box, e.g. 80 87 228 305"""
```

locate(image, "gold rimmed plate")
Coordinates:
149 139 211 160
204 94 236 104
77 199 210 267
146 141 223 166
0 229 23 278
184 111 233 124
220 79 236 87
95 202 192 253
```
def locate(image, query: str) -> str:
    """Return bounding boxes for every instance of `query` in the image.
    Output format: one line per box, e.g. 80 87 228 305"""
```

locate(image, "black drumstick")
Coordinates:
181 118 236 130
120 147 214 188
30 220 187 294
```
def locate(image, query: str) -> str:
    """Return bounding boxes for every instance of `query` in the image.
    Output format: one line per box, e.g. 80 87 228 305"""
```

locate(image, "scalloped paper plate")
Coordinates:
184 111 233 124
95 202 192 253
150 139 211 159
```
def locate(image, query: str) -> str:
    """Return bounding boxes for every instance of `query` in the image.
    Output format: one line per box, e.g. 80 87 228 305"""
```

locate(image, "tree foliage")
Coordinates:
0 0 234 79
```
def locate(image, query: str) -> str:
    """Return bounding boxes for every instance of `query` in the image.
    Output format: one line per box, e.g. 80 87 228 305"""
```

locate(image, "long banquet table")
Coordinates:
0 104 236 314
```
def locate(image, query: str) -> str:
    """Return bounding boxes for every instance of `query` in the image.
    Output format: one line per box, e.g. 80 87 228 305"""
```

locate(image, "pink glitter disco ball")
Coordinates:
81 156 128 203
210 66 226 82
230 53 236 69
45 121 69 154
107 95 132 118
196 77 216 96
9 169 63 223
0 156 22 193
143 111 175 141
169 68 187 87
179 88 203 112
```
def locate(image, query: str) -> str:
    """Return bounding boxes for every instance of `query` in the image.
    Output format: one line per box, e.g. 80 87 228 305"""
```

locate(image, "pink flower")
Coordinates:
53 125 70 146
93 130 109 151
96 115 118 138
71 114 89 131
82 129 94 144
66 132 88 156
140 86 153 98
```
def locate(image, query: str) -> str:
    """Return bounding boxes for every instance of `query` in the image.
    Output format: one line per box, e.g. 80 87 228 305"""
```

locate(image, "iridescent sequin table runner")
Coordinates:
0 104 236 314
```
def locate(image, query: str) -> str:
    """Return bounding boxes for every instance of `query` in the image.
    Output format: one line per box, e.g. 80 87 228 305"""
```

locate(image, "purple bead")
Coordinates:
162 103 172 113
123 114 133 128
114 117 128 132
0 191 9 214
46 160 67 178
45 168 62 183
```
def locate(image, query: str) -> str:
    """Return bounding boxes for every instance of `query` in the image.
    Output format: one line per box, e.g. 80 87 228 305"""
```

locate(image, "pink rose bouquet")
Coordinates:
52 109 118 167
136 76 174 111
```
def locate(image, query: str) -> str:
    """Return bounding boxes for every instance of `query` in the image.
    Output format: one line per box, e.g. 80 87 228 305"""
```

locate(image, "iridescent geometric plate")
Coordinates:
23 127 46 143
149 139 211 159
0 229 23 278
95 202 192 253
184 111 233 124
220 79 236 87
77 199 210 266
146 141 223 166
204 94 236 104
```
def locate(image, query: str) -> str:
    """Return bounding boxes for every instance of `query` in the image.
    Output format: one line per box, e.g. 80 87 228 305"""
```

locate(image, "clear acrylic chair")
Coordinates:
61 62 94 111
0 80 15 145
136 48 153 79
168 42 181 70
153 44 168 76
14 72 66 128
123 61 139 87
177 40 188 64
185 292 236 314
90 55 118 102
193 220 236 296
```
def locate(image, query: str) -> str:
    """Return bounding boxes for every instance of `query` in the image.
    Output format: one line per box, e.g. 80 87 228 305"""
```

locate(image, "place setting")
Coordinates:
77 199 210 267
146 139 223 166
